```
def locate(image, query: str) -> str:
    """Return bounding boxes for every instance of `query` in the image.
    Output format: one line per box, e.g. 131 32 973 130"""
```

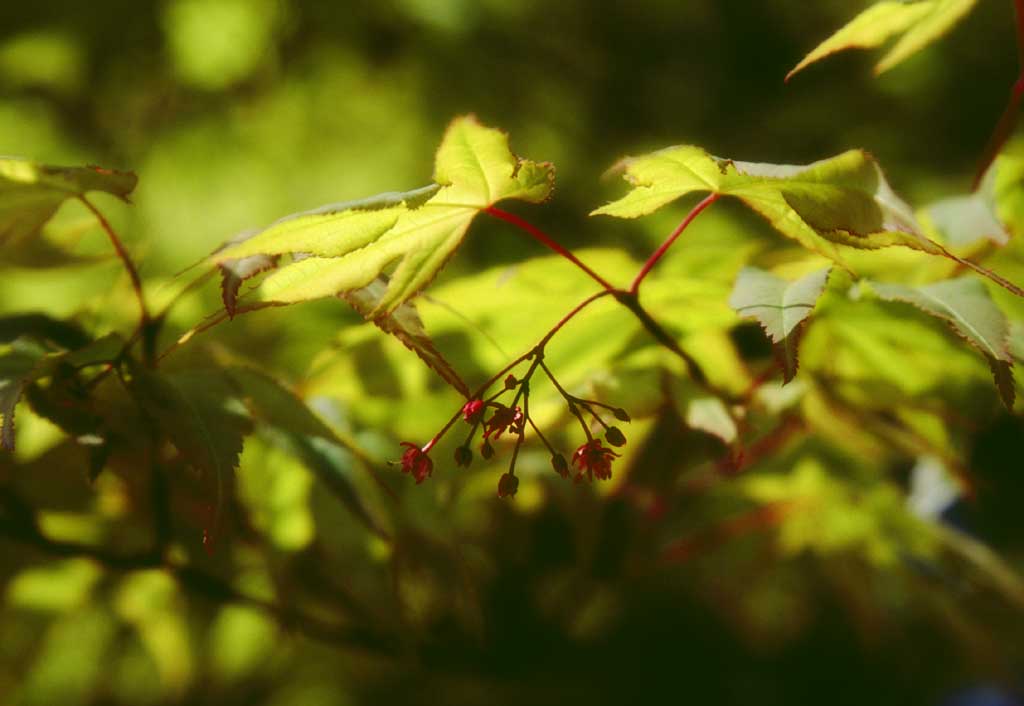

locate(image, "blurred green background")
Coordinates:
2 1 1023 705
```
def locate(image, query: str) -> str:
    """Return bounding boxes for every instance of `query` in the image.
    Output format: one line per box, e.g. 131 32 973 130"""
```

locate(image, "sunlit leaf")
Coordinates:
744 458 936 564
729 267 831 343
993 139 1024 236
342 277 469 396
786 0 979 80
685 397 737 444
867 277 1015 406
923 193 1009 248
209 115 554 316
729 267 831 384
595 146 1024 297
0 157 136 245
594 147 933 257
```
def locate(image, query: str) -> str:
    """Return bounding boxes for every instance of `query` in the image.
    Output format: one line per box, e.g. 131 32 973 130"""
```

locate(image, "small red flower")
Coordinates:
399 442 433 483
571 438 619 482
483 405 523 440
461 398 485 424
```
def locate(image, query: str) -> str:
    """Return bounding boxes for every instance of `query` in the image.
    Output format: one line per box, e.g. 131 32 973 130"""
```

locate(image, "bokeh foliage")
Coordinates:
1 2 1024 705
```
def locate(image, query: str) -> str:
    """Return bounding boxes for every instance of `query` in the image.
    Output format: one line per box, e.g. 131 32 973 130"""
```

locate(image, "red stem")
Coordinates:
485 206 615 291
422 289 613 453
630 193 719 294
973 0 1024 189
79 195 155 365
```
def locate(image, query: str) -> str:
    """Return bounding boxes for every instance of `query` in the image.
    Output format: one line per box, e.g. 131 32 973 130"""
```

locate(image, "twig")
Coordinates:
78 195 155 366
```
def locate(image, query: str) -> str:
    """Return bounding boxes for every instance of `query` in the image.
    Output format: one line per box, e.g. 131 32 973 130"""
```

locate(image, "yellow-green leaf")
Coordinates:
210 115 554 316
0 158 136 245
866 277 1015 407
593 146 935 259
787 0 979 80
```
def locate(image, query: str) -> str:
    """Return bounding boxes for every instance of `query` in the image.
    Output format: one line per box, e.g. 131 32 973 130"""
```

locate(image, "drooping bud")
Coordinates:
454 446 473 468
612 407 631 423
605 426 627 447
481 440 495 459
504 374 518 390
497 472 519 498
551 453 569 478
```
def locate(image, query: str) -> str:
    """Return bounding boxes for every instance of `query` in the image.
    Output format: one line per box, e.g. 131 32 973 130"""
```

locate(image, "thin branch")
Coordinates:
612 290 715 391
631 193 719 293
78 195 154 365
485 206 616 291
660 501 796 565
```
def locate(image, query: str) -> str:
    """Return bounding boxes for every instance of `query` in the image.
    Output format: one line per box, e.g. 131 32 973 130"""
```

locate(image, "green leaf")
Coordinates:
729 267 832 343
219 253 279 319
342 277 469 396
922 193 1009 249
0 333 123 452
866 277 1015 407
0 314 91 350
993 138 1024 236
786 0 979 80
729 267 831 384
1010 321 1024 360
131 367 253 540
685 397 737 444
210 115 554 316
0 158 136 245
226 367 392 539
0 348 45 451
595 146 1024 297
594 147 933 258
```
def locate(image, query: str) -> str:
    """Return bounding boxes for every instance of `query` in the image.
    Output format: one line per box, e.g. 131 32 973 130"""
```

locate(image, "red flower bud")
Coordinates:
604 426 626 447
497 472 519 498
504 374 518 390
454 446 473 467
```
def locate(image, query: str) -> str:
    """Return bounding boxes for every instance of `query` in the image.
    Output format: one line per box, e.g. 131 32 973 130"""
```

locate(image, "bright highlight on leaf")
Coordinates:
729 266 832 383
341 277 470 397
729 267 832 343
594 144 1024 298
866 277 1016 408
594 146 932 258
208 115 554 317
0 158 137 245
786 0 979 80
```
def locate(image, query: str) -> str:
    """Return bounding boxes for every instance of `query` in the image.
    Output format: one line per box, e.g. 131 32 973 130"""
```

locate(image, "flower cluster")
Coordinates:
395 351 630 497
